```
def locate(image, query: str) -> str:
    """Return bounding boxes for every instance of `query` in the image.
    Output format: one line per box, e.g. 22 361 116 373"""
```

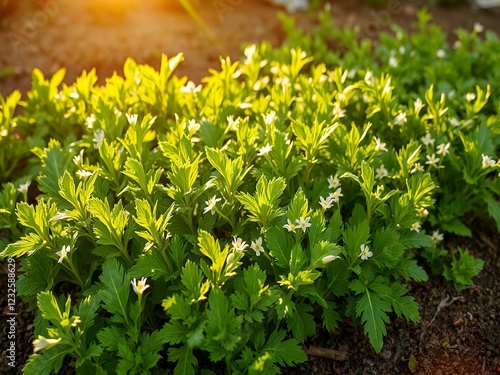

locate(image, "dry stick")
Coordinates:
304 346 348 361
420 295 463 341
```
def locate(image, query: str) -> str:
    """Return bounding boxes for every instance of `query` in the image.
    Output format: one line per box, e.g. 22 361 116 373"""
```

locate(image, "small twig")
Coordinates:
420 295 463 341
304 345 348 361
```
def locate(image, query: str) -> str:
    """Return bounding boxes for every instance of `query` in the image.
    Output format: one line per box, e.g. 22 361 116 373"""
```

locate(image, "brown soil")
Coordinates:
1 0 500 97
0 1 500 374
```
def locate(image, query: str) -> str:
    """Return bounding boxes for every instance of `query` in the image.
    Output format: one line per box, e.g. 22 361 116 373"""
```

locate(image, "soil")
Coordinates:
0 1 500 374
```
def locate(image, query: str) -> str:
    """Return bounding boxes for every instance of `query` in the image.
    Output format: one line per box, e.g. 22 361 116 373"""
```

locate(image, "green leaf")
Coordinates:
169 345 197 375
236 175 286 229
206 147 251 201
197 229 220 264
263 330 307 367
97 326 123 351
265 227 293 269
17 250 56 300
286 188 309 222
326 258 350 297
2 232 45 258
287 302 316 343
97 259 130 324
399 231 435 249
23 347 68 375
37 291 63 325
36 140 73 202
484 194 500 231
204 289 242 359
140 331 167 371
181 260 210 303
386 283 420 322
350 277 391 353
443 248 484 290
322 300 342 332
88 198 130 253
161 320 190 345
77 294 101 332
393 258 428 282
343 219 370 265
129 249 173 281
372 226 404 268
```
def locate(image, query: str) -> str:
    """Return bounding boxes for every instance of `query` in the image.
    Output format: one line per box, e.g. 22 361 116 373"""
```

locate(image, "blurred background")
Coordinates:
1 0 499 97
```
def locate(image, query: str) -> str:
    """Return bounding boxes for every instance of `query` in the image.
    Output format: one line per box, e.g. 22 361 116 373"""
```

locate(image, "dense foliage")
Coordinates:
0 9 498 374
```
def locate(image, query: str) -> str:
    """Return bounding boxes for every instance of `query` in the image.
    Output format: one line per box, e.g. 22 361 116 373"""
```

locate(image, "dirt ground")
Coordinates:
1 0 500 97
0 1 499 374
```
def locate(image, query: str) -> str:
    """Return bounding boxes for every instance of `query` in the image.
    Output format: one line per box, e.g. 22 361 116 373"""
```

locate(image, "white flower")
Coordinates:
426 154 440 168
333 102 346 118
227 115 240 131
33 336 61 352
450 117 460 127
93 129 105 149
295 216 312 233
374 137 388 152
399 46 406 55
85 114 96 129
251 237 265 256
69 88 79 99
319 196 333 210
204 196 222 215
414 98 424 112
410 222 421 232
263 111 277 125
328 187 343 203
322 255 339 264
17 180 31 195
283 219 297 233
481 154 497 169
421 133 435 146
131 277 150 295
244 44 257 63
375 164 389 180
389 56 398 68
55 245 71 263
364 71 375 86
410 163 424 174
328 173 341 189
359 244 373 261
473 22 484 33
465 93 476 102
125 113 138 126
187 119 200 133
232 237 248 252
453 40 462 50
180 80 202 93
431 230 444 242
50 212 70 222
226 252 235 265
394 112 407 126
76 170 93 179
417 207 429 218
73 150 84 167
258 143 273 156
436 143 450 156
436 49 446 59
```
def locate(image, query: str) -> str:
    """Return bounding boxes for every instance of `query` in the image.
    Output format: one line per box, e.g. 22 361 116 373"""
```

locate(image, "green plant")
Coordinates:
0 9 497 374
443 247 484 291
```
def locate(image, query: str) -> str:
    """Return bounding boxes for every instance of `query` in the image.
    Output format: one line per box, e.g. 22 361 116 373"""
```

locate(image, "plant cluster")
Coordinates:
0 9 497 374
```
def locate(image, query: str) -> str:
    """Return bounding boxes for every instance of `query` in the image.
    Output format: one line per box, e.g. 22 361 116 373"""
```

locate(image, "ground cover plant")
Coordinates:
0 8 499 375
